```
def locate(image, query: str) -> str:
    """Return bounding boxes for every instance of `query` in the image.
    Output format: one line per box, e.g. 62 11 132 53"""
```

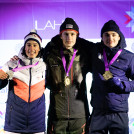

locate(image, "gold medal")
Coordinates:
64 76 70 86
103 70 113 80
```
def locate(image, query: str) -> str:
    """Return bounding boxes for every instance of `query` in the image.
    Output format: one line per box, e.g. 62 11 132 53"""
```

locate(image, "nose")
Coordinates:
67 34 71 40
29 45 34 50
28 46 34 53
109 35 113 40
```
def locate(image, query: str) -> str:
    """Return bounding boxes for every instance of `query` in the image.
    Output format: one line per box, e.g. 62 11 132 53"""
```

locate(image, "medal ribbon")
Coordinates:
12 59 39 72
103 48 122 71
61 48 77 76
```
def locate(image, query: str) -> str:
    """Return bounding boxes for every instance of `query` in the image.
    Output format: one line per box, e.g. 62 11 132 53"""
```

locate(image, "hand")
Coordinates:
10 55 19 61
0 70 8 80
107 77 124 91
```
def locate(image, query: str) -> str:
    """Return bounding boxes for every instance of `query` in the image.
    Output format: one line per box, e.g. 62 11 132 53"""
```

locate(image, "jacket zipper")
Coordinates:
67 67 73 119
67 59 74 119
28 59 32 103
27 59 32 128
68 88 70 119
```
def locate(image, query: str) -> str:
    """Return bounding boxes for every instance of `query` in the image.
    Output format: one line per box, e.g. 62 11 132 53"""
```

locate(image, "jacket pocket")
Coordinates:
50 64 62 85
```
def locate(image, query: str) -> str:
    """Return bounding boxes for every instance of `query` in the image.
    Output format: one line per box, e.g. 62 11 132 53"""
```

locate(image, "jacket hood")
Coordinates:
117 31 126 49
42 34 94 62
50 34 91 50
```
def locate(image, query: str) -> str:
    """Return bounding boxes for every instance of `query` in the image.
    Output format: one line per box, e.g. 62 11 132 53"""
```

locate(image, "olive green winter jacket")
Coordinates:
43 35 94 119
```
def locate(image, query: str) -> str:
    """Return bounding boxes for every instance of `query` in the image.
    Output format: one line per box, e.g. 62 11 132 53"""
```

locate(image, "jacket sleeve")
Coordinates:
42 36 59 62
0 79 8 89
123 80 134 92
78 37 95 73
45 63 51 90
123 54 134 92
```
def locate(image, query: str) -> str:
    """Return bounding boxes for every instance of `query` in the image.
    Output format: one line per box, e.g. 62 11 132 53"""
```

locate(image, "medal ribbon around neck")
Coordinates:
12 59 39 72
61 48 77 76
103 48 122 71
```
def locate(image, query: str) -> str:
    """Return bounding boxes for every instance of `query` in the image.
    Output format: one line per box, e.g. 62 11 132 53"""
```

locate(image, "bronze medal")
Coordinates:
103 70 113 80
64 76 70 86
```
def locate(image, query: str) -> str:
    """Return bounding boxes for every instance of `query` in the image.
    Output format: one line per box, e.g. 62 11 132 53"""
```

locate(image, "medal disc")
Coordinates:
103 70 113 80
64 76 70 86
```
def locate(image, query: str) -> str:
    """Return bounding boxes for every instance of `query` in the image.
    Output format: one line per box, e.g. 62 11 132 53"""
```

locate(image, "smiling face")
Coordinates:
25 40 40 58
60 30 78 50
102 31 120 48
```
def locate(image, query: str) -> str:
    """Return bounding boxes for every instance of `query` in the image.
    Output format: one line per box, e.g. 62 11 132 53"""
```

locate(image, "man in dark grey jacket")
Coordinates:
89 20 134 134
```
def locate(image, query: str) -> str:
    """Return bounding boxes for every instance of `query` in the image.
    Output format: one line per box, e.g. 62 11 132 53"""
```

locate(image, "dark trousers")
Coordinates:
89 109 129 134
47 117 87 134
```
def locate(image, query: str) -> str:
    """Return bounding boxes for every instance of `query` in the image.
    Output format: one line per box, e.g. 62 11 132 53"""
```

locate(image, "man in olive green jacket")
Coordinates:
43 18 94 134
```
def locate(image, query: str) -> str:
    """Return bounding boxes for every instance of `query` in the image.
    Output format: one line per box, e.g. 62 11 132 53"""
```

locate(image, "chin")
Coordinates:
28 55 36 59
66 47 72 49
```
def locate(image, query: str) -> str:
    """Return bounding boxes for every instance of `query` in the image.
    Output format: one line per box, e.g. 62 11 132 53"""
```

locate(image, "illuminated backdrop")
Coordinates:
0 0 134 133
